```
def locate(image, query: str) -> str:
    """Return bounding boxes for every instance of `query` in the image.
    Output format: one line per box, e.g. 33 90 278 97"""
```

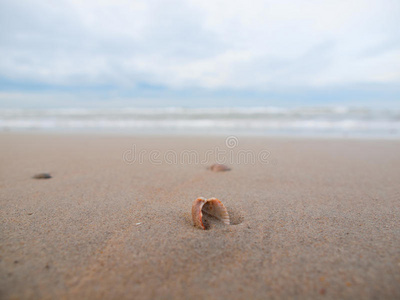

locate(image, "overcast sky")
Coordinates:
0 0 399 108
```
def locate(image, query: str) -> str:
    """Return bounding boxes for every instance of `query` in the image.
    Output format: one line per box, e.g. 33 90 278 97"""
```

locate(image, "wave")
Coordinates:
1 106 400 137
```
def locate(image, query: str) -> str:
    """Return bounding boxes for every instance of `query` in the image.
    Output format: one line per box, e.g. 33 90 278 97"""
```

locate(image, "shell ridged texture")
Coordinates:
192 197 230 229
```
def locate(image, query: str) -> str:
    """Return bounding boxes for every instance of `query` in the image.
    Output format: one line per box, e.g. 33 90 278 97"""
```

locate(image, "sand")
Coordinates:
0 132 399 299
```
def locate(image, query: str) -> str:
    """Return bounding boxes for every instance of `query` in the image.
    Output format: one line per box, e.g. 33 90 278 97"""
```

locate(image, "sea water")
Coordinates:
1 106 399 138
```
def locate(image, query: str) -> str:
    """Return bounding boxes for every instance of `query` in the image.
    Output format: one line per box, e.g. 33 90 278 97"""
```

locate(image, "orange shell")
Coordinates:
209 164 231 172
192 197 230 229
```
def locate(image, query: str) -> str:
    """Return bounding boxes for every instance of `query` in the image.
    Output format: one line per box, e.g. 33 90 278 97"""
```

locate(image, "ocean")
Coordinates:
1 106 400 138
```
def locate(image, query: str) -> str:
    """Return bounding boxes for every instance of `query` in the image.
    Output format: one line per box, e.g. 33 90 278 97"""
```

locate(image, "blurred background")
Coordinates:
0 0 399 137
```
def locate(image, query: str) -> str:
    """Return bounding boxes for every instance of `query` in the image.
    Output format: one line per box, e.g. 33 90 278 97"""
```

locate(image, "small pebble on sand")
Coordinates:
208 164 231 172
32 173 52 179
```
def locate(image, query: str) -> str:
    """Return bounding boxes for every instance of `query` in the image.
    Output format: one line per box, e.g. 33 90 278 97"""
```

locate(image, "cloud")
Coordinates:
0 0 399 92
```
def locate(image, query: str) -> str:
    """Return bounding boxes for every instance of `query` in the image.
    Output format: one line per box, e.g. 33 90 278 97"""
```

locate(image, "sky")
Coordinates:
0 0 399 108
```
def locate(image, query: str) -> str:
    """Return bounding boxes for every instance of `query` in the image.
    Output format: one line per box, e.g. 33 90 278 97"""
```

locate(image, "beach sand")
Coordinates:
0 133 399 299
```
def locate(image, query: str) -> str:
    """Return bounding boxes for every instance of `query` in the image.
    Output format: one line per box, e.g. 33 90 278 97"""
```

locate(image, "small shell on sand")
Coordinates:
32 173 52 179
192 197 230 230
208 164 231 172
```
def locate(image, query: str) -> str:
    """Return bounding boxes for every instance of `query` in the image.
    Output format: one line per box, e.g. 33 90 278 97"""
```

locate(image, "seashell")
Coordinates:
192 197 230 229
208 164 231 172
32 173 52 179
